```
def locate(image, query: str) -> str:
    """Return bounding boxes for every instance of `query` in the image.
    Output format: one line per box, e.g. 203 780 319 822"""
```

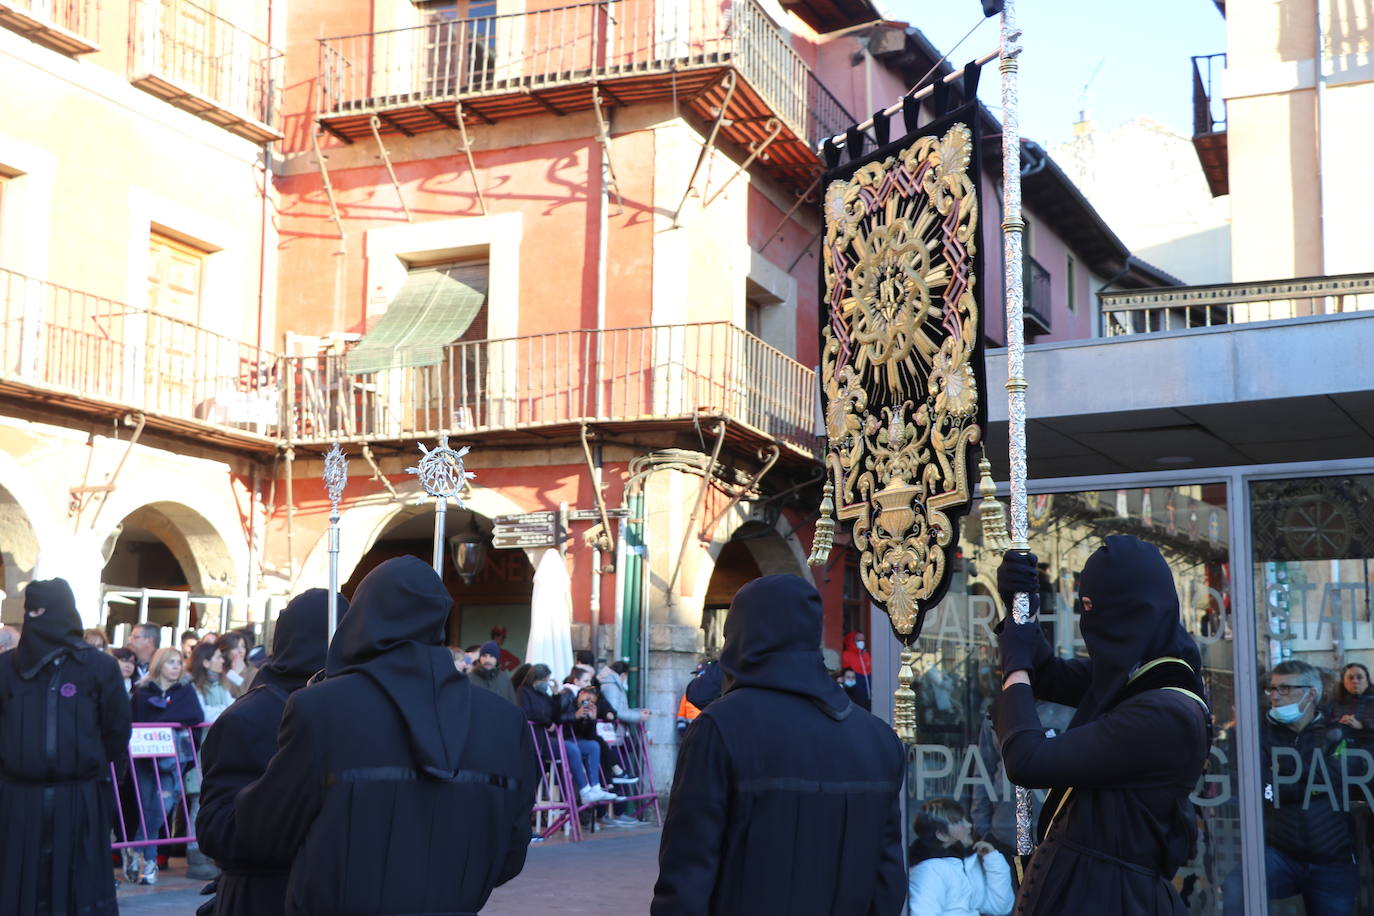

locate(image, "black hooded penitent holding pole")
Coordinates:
992 536 1211 915
234 556 537 915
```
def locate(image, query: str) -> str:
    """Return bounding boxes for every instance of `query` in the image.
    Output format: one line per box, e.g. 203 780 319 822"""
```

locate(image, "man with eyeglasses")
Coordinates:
1221 659 1359 916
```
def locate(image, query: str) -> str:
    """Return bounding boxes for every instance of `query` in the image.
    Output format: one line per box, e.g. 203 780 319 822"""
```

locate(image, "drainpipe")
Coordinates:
1313 0 1328 277
595 121 610 418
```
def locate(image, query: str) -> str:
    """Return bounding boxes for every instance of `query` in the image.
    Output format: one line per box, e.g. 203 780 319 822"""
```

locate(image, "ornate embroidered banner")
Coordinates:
818 99 988 644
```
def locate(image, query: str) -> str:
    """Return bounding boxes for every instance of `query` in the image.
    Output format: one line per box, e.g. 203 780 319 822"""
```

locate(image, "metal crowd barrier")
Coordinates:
110 721 209 853
526 719 661 843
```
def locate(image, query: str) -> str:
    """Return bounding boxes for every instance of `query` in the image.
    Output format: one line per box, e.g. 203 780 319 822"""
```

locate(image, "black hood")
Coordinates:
16 578 89 680
1071 536 1204 729
326 556 470 778
258 588 340 693
719 575 849 719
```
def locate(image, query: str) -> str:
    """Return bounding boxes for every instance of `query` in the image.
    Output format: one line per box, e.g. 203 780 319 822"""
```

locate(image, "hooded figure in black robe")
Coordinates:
0 578 131 915
651 574 907 915
993 535 1210 916
196 588 338 916
235 556 538 916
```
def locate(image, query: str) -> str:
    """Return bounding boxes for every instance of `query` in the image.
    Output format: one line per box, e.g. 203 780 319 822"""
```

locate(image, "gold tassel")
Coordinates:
894 645 918 745
977 457 1011 552
807 480 835 567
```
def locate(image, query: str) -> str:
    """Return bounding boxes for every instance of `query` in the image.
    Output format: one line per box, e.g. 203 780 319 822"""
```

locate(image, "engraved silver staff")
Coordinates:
1000 0 1035 860
406 436 475 576
323 442 348 642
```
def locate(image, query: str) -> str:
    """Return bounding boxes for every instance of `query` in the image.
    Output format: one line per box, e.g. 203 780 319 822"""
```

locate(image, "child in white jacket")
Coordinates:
908 798 1014 916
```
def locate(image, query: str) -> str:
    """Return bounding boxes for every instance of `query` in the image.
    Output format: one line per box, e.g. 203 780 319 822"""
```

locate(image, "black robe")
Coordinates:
235 556 538 916
0 578 132 916
652 574 907 915
993 536 1210 916
197 589 337 916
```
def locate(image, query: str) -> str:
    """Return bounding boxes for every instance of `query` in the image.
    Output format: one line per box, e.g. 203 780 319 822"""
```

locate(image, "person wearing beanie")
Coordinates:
0 578 132 915
470 639 516 705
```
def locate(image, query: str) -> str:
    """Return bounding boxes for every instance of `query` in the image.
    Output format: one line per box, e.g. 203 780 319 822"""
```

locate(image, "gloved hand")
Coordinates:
996 550 1041 618
997 616 1051 679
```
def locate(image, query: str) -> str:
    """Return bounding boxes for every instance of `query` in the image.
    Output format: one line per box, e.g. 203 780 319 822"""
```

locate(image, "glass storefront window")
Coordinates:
904 482 1239 913
1245 475 1374 915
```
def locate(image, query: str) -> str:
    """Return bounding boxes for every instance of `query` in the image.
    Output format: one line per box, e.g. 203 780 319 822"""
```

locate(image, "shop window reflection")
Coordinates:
904 483 1237 913
1245 475 1374 916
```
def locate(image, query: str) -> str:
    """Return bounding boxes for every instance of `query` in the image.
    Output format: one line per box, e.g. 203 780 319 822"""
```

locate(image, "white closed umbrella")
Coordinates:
526 549 574 680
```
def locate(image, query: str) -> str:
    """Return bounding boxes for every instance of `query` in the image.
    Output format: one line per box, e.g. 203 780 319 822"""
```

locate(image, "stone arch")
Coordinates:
294 480 535 593
0 482 42 623
692 503 815 604
0 450 64 622
100 501 238 596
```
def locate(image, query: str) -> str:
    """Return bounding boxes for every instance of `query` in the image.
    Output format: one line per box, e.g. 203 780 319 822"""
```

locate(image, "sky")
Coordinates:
880 0 1227 148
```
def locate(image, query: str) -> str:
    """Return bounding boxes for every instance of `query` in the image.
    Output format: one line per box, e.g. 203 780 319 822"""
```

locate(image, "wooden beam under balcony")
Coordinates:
0 0 99 56
130 73 284 144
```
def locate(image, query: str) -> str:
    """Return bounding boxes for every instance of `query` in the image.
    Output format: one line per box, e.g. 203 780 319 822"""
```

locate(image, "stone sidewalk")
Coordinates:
116 828 662 914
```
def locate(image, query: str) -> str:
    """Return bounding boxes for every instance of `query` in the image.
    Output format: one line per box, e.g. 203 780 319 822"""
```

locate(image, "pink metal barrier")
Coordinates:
110 722 209 852
603 720 662 825
526 720 661 842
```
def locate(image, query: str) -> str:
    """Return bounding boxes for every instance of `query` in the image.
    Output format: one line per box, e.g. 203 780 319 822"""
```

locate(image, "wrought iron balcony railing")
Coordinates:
0 0 98 54
1190 52 1227 196
129 0 281 142
318 0 853 151
282 322 818 453
1101 272 1374 337
0 267 278 437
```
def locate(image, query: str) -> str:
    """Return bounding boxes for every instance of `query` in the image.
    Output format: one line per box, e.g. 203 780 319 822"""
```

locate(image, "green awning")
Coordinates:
345 264 487 375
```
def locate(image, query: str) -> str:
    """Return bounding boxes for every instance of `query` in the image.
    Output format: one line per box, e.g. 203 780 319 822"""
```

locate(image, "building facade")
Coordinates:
0 0 1179 797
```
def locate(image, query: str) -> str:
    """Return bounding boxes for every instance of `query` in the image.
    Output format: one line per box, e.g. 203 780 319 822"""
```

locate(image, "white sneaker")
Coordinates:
139 857 158 886
578 785 604 805
593 786 624 803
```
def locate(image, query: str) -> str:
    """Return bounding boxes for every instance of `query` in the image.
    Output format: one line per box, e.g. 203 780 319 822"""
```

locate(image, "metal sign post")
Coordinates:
999 0 1035 860
406 436 475 577
323 442 348 642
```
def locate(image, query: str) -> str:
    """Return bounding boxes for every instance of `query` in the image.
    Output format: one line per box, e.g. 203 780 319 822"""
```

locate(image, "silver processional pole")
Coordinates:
999 0 1035 860
323 442 348 643
406 436 475 577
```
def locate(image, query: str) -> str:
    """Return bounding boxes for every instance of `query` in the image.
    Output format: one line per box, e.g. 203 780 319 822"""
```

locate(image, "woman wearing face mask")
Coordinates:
841 632 872 711
993 536 1210 916
518 664 619 806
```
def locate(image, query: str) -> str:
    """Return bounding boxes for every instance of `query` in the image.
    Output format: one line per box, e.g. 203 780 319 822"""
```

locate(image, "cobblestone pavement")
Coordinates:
116 828 662 914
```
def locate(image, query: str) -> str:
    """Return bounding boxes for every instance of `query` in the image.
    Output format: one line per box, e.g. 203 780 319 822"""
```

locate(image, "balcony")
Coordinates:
1191 52 1227 196
316 0 854 191
281 322 819 457
1023 255 1052 338
1101 272 1374 337
0 0 97 54
129 0 281 143
0 267 278 450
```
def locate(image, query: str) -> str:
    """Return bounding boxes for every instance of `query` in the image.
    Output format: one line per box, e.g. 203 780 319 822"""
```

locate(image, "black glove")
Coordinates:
997 616 1051 679
996 550 1041 618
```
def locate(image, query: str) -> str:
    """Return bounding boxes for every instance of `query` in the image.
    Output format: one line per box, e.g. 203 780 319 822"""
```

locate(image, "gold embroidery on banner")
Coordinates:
821 123 982 638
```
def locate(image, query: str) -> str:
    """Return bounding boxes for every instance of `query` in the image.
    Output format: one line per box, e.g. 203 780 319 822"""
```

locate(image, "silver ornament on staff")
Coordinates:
405 436 476 577
999 0 1035 861
323 442 349 642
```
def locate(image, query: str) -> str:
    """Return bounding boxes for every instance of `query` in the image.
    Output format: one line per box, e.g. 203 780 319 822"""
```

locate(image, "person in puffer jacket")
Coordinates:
908 798 1013 916
1221 659 1358 915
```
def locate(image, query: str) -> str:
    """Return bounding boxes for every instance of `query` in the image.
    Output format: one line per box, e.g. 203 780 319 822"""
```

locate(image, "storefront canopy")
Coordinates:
345 264 487 375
